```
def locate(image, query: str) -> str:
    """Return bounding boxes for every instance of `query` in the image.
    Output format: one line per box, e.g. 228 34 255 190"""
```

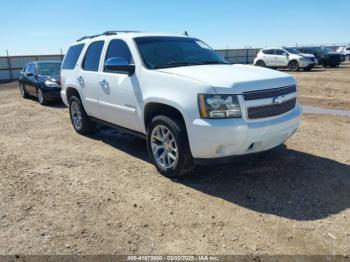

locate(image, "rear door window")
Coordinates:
82 41 104 72
62 44 85 70
22 64 29 73
262 49 274 55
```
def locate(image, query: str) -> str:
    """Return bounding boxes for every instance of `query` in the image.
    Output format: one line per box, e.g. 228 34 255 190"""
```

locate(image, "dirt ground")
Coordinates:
0 64 349 256
288 61 350 110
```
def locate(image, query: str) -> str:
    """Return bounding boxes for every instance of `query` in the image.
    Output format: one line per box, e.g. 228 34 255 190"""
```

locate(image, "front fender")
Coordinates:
143 97 191 127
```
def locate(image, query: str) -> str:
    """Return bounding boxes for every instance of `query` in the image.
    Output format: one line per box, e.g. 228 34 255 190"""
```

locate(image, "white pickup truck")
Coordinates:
60 31 302 177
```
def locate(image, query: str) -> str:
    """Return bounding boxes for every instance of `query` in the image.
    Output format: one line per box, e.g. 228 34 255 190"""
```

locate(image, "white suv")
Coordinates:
61 31 302 177
254 47 317 71
336 46 350 60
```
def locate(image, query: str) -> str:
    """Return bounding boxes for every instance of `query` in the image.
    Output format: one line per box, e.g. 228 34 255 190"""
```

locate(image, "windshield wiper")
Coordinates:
154 60 229 69
154 61 200 69
198 60 229 65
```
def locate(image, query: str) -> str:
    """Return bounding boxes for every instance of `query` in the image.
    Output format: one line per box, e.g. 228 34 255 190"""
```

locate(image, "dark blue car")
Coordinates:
18 61 62 105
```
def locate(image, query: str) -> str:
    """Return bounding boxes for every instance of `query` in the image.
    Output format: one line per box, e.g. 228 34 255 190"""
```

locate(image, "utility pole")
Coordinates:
6 49 13 81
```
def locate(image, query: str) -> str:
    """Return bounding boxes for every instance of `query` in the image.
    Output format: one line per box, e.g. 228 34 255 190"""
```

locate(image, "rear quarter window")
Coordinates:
62 44 85 70
262 49 274 55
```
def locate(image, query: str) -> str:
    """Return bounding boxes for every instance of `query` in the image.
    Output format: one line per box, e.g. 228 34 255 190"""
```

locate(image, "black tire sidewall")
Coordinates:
288 61 299 71
20 83 28 98
37 88 46 105
256 60 265 67
146 115 193 177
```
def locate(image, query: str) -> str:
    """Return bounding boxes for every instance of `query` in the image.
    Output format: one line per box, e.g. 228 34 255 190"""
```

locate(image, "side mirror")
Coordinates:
26 72 34 77
104 57 135 76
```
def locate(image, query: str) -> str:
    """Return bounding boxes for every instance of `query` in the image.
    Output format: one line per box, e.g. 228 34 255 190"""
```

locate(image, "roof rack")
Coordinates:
76 31 140 42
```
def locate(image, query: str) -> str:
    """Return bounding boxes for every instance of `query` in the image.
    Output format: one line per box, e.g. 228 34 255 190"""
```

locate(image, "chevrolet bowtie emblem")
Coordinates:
272 95 285 104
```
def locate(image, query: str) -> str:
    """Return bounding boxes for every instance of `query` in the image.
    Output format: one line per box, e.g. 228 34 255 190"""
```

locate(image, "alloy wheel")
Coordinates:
38 89 44 104
70 101 83 130
151 125 178 169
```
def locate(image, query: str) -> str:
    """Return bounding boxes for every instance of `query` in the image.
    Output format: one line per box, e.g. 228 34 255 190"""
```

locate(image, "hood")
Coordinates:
327 52 342 56
39 74 61 84
157 64 295 94
301 53 316 58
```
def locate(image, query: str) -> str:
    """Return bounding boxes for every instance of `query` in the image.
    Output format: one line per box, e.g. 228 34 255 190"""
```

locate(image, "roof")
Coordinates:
261 47 285 50
32 61 62 64
75 31 191 43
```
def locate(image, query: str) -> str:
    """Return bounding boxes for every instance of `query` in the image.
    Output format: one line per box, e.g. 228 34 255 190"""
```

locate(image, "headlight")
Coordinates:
44 80 60 88
198 94 242 118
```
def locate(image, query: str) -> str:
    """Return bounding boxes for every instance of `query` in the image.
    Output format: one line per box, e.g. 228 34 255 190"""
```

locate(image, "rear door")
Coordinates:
262 49 275 66
26 63 38 95
19 64 29 86
77 40 104 117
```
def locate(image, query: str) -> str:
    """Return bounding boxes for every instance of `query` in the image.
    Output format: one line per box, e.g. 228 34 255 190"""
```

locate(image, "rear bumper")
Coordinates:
187 103 302 159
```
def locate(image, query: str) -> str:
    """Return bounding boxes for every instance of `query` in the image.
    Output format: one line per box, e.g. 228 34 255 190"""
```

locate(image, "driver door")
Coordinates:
275 49 289 66
98 39 142 132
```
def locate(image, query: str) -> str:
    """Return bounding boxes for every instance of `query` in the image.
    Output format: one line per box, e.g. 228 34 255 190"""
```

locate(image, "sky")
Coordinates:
0 0 349 55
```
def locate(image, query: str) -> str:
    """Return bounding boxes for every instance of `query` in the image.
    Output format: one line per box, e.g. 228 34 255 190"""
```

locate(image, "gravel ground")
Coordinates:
0 64 349 256
288 61 350 110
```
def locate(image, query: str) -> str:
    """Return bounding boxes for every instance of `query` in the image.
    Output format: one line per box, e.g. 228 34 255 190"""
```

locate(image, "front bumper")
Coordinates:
300 60 316 68
60 89 69 107
42 87 62 101
187 103 302 159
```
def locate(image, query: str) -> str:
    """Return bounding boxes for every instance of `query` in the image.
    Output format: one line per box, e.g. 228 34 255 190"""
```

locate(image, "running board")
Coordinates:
90 117 146 139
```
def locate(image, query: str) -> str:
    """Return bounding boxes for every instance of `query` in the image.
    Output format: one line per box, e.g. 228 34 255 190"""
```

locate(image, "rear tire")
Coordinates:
255 60 266 67
69 96 95 134
19 83 29 98
288 60 299 71
147 115 194 178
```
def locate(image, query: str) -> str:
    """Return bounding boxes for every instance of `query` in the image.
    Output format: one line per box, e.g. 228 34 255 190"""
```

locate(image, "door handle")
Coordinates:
100 79 109 88
77 76 84 85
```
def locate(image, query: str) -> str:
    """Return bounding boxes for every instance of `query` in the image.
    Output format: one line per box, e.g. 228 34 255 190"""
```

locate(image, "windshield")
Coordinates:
134 37 228 69
321 47 333 53
284 48 301 55
37 62 62 75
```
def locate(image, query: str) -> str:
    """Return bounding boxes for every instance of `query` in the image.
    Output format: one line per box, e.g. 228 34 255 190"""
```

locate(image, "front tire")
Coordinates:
147 115 194 178
69 96 95 134
37 88 47 105
288 60 299 71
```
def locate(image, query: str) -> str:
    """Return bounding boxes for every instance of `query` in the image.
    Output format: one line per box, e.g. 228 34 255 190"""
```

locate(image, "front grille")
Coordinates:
243 85 296 101
247 98 296 119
